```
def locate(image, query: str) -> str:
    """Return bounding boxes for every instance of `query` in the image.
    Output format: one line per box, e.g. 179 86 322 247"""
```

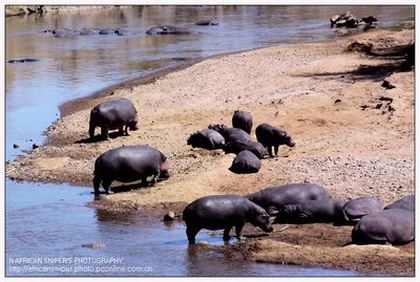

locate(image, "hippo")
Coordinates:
79 28 101 36
342 196 382 224
351 209 414 245
232 110 253 134
89 98 138 140
52 28 80 38
93 145 169 194
274 198 347 224
255 123 295 157
229 150 262 174
183 195 273 244
187 129 225 150
99 28 124 36
384 195 414 212
246 183 330 215
7 58 38 64
195 19 219 26
146 25 191 35
208 124 252 144
224 140 268 159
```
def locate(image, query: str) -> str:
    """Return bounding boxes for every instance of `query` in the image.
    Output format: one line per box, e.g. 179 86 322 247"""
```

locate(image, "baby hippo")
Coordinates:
256 123 295 157
224 140 268 159
93 145 169 194
232 110 253 134
352 209 414 245
274 198 347 224
183 195 273 244
187 129 225 150
89 98 138 140
342 196 382 224
229 150 262 174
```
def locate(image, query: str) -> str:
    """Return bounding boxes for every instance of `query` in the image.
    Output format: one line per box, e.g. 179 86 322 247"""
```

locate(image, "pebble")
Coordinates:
163 211 176 221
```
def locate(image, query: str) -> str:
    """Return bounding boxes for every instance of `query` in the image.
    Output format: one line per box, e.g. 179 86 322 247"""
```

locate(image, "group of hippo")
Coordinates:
187 110 295 174
86 97 414 247
330 11 377 31
184 184 415 246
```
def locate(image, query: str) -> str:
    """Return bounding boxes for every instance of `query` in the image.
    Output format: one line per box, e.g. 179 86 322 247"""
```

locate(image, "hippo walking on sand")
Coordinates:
246 183 330 215
232 110 253 134
89 98 138 140
351 209 414 245
229 150 262 174
187 129 225 150
93 145 169 194
255 123 295 157
183 195 273 244
274 198 347 224
384 195 414 212
341 196 382 224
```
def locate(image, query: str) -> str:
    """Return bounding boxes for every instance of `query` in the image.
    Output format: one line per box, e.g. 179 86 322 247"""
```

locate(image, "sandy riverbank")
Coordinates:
6 27 414 275
5 5 126 17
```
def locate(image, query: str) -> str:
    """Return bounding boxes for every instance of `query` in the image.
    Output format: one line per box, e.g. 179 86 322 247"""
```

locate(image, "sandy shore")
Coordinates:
6 27 414 275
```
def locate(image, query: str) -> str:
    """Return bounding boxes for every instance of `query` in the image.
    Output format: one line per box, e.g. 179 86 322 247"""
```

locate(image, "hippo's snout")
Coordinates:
288 138 296 147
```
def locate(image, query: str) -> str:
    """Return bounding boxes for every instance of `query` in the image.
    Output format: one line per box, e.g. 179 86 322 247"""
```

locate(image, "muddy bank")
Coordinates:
6 27 414 275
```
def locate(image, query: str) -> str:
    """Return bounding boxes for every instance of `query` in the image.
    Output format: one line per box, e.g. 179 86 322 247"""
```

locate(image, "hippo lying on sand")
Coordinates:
342 196 382 224
224 140 267 159
274 198 347 224
183 195 273 244
232 110 253 134
208 124 252 144
256 123 295 157
146 25 191 35
384 195 414 212
89 98 138 140
351 209 414 245
187 129 225 150
229 150 262 174
246 183 330 215
93 145 169 194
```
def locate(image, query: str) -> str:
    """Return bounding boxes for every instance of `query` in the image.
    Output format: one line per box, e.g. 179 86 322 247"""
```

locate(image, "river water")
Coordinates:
5 5 413 277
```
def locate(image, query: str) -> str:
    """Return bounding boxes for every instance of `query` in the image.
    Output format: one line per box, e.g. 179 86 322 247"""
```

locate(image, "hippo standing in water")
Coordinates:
195 19 219 26
246 183 330 215
341 196 382 224
208 124 251 144
229 150 262 174
7 58 38 64
384 195 414 212
351 209 414 245
89 98 138 140
183 195 273 244
224 140 268 159
232 110 253 134
187 129 225 150
274 198 347 224
146 25 191 35
255 123 295 157
93 145 169 194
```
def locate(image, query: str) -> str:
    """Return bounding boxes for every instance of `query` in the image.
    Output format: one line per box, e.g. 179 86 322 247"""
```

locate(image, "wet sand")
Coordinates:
6 27 414 275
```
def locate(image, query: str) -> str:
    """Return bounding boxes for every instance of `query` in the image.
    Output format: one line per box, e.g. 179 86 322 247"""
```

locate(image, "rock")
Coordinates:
334 99 342 104
198 240 208 245
13 144 19 149
381 80 396 90
32 143 39 149
82 243 106 249
163 211 175 221
346 41 373 53
379 96 394 103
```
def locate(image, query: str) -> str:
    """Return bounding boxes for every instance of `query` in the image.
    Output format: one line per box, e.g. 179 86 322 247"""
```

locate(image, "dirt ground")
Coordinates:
6 27 415 275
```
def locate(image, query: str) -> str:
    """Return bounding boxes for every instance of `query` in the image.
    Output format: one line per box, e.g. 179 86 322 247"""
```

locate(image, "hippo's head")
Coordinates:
208 124 227 133
250 210 273 233
160 160 170 179
284 134 295 147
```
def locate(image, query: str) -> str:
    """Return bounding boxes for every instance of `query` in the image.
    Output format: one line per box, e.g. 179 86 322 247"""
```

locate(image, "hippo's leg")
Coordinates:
267 146 274 157
100 126 110 140
235 223 245 240
186 226 200 245
102 178 113 194
124 125 130 136
274 145 280 156
141 176 149 187
223 226 232 241
89 123 96 139
118 127 124 136
93 176 101 194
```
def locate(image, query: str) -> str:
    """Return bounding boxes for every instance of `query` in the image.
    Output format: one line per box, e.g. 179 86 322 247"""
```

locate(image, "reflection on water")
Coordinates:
6 181 366 277
5 5 414 160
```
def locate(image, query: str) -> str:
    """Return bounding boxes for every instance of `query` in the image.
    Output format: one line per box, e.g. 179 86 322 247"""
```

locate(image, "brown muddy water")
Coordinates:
5 5 413 276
